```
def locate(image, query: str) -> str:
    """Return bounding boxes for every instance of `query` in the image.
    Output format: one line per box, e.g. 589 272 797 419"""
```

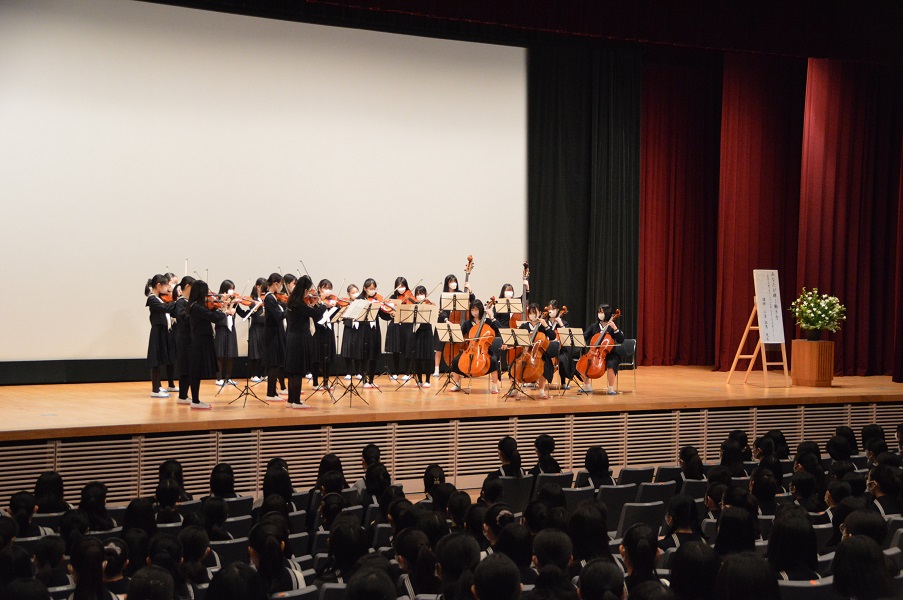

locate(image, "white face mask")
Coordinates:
350 292 359 299
397 286 406 294
367 289 377 297
504 290 514 298
449 282 458 290
416 295 425 302
598 313 605 321
549 310 558 317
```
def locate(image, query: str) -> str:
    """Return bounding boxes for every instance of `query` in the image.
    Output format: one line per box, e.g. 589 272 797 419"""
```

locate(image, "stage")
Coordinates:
1 366 902 504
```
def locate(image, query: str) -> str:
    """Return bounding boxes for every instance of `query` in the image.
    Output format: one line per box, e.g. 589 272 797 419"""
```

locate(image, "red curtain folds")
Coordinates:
638 51 722 366
798 59 903 375
714 53 807 371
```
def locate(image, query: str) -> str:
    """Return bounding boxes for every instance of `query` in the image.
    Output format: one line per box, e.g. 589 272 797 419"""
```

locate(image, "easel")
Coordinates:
499 328 536 401
333 299 375 406
555 327 588 395
727 297 790 387
434 322 464 395
394 303 436 392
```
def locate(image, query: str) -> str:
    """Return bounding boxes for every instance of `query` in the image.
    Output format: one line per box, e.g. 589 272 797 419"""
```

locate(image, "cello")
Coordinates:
456 297 496 378
443 255 474 366
510 306 550 384
575 309 621 380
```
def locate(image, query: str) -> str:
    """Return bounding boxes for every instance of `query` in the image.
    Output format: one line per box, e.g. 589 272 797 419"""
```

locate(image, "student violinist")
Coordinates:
263 272 288 401
145 274 177 398
247 277 267 383
284 275 326 409
406 285 435 388
449 299 501 394
172 276 196 403
511 303 554 399
214 280 250 387
311 278 339 391
185 280 236 409
385 277 412 382
583 303 625 395
356 278 394 388
340 284 362 382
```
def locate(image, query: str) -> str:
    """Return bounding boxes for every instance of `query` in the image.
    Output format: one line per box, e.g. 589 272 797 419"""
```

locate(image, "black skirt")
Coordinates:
147 324 174 367
340 320 358 359
314 326 337 365
355 322 382 361
406 324 434 360
264 326 286 368
384 321 407 353
285 330 313 375
248 323 265 360
189 334 218 379
214 320 240 358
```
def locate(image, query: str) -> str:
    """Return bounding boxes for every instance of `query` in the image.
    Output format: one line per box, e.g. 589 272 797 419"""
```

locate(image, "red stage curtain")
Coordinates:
798 59 903 375
714 54 807 371
638 51 721 366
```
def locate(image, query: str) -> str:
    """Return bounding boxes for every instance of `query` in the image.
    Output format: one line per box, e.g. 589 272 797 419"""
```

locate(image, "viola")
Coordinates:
510 308 550 384
576 309 621 380
456 297 497 378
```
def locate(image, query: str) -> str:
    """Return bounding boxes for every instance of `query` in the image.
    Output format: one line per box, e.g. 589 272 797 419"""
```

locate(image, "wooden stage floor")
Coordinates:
2 366 903 442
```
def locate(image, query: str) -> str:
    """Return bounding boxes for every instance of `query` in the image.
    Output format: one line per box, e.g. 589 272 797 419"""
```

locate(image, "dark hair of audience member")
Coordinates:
790 471 823 512
824 496 866 550
0 578 49 600
9 491 39 539
767 505 817 576
102 537 129 581
714 506 755 556
315 454 347 490
265 457 289 473
679 446 705 481
868 464 903 509
795 453 826 497
122 498 158 538
247 521 287 595
713 552 780 600
568 502 613 567
209 462 237 498
196 496 230 541
764 430 790 460
177 526 210 586
0 517 15 551
377 485 406 523
753 437 783 482
319 492 346 532
584 447 613 486
473 553 521 600
842 471 867 497
719 440 746 477
705 465 732 487
346 552 393 582
728 430 751 461
364 462 392 505
320 516 367 580
59 509 90 555
205 562 268 600
387 497 416 533
33 534 66 587
34 471 69 514
828 460 855 482
484 503 516 546
704 483 727 517
860 424 885 451
69 537 107 600
122 527 150 577
78 481 115 532
262 468 294 510
721 487 759 522
876 451 903 468
435 532 480 600
258 493 290 525
126 565 175 600
480 477 504 505
257 510 294 561
431 482 456 518
843 509 888 546
827 480 852 507
0 544 34 588
749 468 779 514
362 443 381 467
394 527 440 595
155 479 182 523
537 483 566 509
523 500 549 536
833 426 859 454
423 464 446 497
158 459 191 501
495 523 535 573
795 440 820 461
147 533 190 598
630 581 676 600
545 506 572 533
664 494 702 537
345 567 396 600
416 510 450 549
531 528 578 599
668 541 719 600
833 535 894 600
825 435 852 461
578 558 624 600
463 504 488 551
620 523 659 590
447 490 472 530
534 434 562 474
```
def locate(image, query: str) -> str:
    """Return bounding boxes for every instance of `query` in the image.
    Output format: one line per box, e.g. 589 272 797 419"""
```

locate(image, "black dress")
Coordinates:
189 304 226 379
313 307 339 369
383 293 409 355
248 301 266 361
264 293 287 368
173 298 191 378
354 300 392 361
285 303 327 376
146 294 175 367
405 304 435 360
215 305 250 358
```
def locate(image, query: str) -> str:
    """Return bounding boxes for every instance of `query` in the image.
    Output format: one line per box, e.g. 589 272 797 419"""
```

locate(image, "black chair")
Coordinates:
574 469 614 488
701 518 717 544
635 481 676 504
884 546 903 571
209 536 249 564
884 516 903 549
289 510 307 534
340 505 364 526
311 530 329 555
617 467 654 486
758 514 775 540
849 454 868 469
270 585 318 599
498 476 535 514
777 576 840 600
177 499 202 518
532 472 575 498
562 487 596 511
47 585 75 600
597 484 637 532
313 552 329 572
107 505 127 525
341 487 359 506
775 492 794 506
679 479 708 499
372 523 392 550
654 465 683 485
362 503 381 526
224 496 254 516
93 527 124 542
288 532 310 558
813 523 833 553
616 338 637 393
292 491 312 513
223 515 253 538
808 511 830 525
816 551 834 577
32 512 65 530
195 582 209 600
13 536 44 554
615 501 666 539
731 476 751 489
318 583 346 600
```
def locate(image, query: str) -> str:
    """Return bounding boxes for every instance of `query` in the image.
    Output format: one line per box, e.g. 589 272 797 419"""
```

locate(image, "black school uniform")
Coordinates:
405 304 435 360
582 321 626 372
146 294 176 367
354 300 393 361
548 315 578 381
214 304 250 358
248 301 266 361
189 303 226 379
513 321 555 382
174 298 191 379
313 306 339 373
383 293 410 356
285 303 327 376
451 318 501 377
263 293 287 368
432 292 475 353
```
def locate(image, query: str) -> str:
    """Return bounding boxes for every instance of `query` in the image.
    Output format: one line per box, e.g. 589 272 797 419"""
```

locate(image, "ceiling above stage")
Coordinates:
142 0 903 64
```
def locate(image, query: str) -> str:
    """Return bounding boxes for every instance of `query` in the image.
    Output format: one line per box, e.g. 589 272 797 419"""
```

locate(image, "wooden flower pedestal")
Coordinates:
790 339 834 387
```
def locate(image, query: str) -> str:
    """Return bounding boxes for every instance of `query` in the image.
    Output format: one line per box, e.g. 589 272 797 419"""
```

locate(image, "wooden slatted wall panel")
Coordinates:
326 424 393 486
57 437 140 505
514 415 572 472
455 418 515 489
259 427 328 490
394 421 455 493
875 404 903 438
217 430 259 495
0 441 54 505
626 411 679 467
572 413 627 471
849 404 878 440
138 433 218 498
704 409 755 462
677 411 707 458
756 407 803 449
801 406 846 447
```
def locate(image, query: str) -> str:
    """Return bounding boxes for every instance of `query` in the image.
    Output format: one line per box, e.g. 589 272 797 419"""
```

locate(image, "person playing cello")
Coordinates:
449 299 501 394
582 303 625 395
512 303 554 399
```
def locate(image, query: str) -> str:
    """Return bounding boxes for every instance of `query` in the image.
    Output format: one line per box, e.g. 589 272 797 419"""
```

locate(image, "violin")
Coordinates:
159 293 173 303
367 292 395 314
576 309 621 380
399 289 417 304
323 294 351 308
204 293 232 310
510 307 551 384
456 296 497 378
304 289 320 307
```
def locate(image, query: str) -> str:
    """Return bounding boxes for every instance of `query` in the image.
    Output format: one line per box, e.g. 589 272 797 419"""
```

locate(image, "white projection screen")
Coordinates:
0 0 526 362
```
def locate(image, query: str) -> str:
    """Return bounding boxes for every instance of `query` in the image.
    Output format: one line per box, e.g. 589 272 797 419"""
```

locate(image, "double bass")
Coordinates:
576 309 621 379
510 307 550 384
456 297 496 378
443 255 474 366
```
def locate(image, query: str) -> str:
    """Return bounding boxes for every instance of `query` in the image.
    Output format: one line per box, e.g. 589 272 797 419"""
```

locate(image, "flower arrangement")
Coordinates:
788 287 847 332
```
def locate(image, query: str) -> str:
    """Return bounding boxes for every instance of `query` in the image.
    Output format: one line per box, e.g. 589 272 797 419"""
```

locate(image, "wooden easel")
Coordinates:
726 297 790 387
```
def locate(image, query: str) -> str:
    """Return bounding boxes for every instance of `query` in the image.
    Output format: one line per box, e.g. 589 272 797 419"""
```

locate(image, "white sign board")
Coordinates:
753 270 785 344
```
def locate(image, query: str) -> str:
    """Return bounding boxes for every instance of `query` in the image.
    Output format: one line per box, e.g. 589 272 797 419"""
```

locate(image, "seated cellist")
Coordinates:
450 299 501 394
582 303 625 395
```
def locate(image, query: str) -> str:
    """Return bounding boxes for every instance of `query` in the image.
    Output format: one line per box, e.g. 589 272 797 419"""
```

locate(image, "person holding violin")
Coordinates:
282 273 298 297
405 285 436 388
172 275 196 403
385 277 412 382
247 277 267 383
449 299 502 394
284 275 326 409
495 283 517 374
582 303 625 395
356 278 394 388
186 279 236 409
512 303 554 399
544 299 577 387
311 278 340 391
145 274 178 398
214 279 251 387
340 284 362 382
263 272 289 401
434 273 474 377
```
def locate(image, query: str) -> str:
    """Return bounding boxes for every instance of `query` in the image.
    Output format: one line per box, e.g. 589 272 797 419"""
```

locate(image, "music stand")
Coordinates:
440 292 471 314
333 299 376 406
434 322 464 395
394 303 436 392
309 306 342 403
499 328 536 401
556 327 588 396
493 298 523 316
